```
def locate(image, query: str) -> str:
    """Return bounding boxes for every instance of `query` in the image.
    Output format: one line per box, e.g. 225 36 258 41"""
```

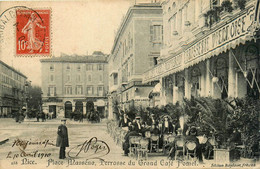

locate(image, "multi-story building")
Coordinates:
143 0 260 104
0 60 27 117
40 51 109 118
108 2 163 119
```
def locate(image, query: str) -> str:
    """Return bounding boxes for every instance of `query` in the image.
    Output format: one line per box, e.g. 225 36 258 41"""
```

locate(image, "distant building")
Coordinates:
40 51 109 118
0 60 27 117
108 3 163 119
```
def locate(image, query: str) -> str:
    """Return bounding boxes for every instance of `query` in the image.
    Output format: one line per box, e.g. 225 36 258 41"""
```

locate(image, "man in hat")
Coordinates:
118 112 130 130
162 116 174 134
147 114 157 126
133 115 143 134
56 119 69 159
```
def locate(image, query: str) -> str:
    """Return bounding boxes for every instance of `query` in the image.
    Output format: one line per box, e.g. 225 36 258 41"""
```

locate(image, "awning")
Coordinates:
148 83 161 98
95 99 105 106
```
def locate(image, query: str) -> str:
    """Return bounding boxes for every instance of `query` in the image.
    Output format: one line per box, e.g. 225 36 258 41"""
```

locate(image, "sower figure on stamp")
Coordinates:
56 119 69 159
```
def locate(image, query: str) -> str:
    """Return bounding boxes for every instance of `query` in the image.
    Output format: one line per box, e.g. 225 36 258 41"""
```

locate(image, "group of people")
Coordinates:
15 107 26 123
119 112 207 163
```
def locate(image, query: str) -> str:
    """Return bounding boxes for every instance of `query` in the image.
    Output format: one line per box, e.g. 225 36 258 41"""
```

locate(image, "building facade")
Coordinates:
143 0 260 105
108 3 163 119
41 51 109 118
0 60 28 117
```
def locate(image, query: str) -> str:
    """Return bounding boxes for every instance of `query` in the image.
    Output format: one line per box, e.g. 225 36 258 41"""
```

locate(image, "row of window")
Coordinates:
49 74 104 83
0 64 24 81
48 86 105 96
49 64 105 71
0 85 12 95
0 74 24 90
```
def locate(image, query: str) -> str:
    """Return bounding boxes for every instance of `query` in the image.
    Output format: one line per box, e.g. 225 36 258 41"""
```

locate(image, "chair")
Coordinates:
145 130 151 138
163 134 173 154
175 138 185 160
137 139 149 160
207 137 216 159
129 136 142 158
150 134 160 152
197 135 208 144
185 141 197 160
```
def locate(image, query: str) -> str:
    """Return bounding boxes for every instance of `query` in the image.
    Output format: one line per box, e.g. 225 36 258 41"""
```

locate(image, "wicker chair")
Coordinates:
185 141 197 160
129 136 142 158
145 130 151 138
137 139 149 160
175 138 185 160
207 137 216 159
163 134 174 154
150 134 160 153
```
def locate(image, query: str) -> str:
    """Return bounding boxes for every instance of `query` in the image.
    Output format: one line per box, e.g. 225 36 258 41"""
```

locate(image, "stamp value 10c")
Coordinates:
16 9 50 56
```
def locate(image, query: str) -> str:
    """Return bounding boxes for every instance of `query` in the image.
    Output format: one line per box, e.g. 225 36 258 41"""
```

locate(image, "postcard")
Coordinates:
0 0 259 169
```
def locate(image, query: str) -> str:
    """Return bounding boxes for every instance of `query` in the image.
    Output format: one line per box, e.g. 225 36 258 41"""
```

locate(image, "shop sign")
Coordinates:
144 53 182 81
184 5 256 64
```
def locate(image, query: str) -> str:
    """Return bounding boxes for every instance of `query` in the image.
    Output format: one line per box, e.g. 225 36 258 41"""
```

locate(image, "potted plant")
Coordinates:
220 0 233 19
221 0 233 13
234 0 246 10
204 7 222 28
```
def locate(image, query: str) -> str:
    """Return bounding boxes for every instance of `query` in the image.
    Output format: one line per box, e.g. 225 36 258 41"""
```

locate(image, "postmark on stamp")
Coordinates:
16 9 50 56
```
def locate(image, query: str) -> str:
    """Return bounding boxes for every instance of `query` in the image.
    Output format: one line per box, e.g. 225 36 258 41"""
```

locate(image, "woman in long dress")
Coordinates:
22 12 46 53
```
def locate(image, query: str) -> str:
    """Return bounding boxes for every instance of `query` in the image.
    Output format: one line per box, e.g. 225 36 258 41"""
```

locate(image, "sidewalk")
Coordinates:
0 118 108 144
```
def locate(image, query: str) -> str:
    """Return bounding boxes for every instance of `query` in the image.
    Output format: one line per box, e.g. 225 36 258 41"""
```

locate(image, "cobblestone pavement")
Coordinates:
0 118 258 169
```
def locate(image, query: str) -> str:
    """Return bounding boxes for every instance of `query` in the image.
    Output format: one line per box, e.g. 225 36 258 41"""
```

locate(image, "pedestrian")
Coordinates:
56 119 69 159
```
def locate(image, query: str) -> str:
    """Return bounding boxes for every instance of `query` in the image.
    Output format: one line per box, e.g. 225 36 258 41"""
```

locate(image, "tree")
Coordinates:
27 86 42 118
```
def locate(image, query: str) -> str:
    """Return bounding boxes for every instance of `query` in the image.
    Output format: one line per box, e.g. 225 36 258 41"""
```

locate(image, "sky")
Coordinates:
0 0 150 86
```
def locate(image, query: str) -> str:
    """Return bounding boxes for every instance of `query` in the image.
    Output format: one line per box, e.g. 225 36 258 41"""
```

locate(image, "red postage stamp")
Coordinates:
16 9 50 56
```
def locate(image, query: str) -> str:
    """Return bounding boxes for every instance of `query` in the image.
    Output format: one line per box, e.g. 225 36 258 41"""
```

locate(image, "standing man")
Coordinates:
56 119 69 159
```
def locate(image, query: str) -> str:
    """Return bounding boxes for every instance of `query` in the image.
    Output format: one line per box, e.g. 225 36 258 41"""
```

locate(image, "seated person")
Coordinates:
118 113 130 130
167 128 185 159
122 125 141 156
150 123 160 135
229 129 242 161
149 123 160 152
146 114 157 126
185 126 203 163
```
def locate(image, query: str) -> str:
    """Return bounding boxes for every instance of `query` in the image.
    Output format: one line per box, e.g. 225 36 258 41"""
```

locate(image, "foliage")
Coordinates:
204 7 222 27
221 0 233 12
230 97 260 157
112 99 120 120
183 96 259 157
27 86 42 118
234 0 247 10
116 96 259 158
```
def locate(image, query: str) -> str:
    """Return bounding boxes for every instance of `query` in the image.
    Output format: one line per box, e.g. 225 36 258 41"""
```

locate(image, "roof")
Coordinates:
0 60 27 78
40 52 108 63
110 3 162 55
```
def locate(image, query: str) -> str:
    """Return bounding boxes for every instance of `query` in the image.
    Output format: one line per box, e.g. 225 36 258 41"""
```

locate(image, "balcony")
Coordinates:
109 85 118 93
